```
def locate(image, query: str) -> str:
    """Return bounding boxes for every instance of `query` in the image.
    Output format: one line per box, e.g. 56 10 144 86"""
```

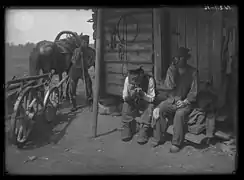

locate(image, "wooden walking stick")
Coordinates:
80 50 88 104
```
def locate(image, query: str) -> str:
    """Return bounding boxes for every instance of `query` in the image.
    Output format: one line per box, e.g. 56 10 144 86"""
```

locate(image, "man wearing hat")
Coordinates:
68 35 95 111
80 35 96 70
121 66 156 144
152 47 198 152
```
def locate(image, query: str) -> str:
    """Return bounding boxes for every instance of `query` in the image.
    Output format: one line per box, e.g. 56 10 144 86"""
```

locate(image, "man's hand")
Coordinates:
130 89 137 98
176 100 186 108
176 99 190 108
135 88 144 98
183 99 190 105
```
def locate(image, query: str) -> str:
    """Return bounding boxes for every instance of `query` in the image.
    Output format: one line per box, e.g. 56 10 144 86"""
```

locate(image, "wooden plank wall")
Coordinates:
153 9 162 84
197 11 212 84
160 9 171 79
103 9 153 96
211 12 224 107
168 8 218 91
99 8 224 97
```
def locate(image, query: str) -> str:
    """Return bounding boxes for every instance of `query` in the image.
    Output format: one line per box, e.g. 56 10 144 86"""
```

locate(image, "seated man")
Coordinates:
152 47 198 153
121 66 156 144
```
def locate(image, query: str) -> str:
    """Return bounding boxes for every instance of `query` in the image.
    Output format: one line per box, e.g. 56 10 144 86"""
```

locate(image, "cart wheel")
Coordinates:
9 87 38 147
44 87 59 123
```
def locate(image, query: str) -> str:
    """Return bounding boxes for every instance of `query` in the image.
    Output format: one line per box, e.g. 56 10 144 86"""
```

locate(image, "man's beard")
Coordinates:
176 59 187 69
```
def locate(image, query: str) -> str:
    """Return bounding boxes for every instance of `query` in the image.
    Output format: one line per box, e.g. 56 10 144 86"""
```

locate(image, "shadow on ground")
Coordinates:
96 128 119 138
162 132 224 150
17 103 88 150
5 85 92 150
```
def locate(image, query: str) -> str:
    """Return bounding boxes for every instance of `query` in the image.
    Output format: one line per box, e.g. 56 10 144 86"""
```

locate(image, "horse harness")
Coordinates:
55 40 77 54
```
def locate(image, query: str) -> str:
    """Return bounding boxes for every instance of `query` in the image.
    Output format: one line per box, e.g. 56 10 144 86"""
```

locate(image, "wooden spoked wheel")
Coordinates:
55 31 81 48
66 34 73 39
10 87 39 147
44 87 59 123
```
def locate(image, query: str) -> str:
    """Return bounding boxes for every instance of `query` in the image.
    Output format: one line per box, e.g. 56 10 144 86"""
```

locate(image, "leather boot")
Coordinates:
137 124 150 145
121 121 133 142
71 98 78 112
151 119 162 147
87 97 93 111
170 144 181 153
87 97 93 104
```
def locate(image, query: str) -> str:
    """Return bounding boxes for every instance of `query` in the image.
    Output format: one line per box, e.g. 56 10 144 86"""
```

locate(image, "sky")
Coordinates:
5 9 94 45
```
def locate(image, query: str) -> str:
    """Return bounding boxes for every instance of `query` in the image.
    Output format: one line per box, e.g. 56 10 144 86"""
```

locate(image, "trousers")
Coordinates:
121 99 154 125
68 65 93 103
157 98 193 146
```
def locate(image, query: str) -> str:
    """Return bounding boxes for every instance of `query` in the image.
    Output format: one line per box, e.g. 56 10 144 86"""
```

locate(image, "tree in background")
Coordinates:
5 42 36 58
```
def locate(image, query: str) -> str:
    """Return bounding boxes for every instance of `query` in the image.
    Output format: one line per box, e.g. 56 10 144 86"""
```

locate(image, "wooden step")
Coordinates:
166 125 207 144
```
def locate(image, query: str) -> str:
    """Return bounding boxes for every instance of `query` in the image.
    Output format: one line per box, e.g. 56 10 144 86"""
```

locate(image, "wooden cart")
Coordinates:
5 72 69 148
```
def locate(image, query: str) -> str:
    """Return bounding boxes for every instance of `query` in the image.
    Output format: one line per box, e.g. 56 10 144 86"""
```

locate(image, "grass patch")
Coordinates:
5 56 29 80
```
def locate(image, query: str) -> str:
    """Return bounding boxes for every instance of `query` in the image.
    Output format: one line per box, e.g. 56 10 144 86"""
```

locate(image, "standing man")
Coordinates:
68 35 95 111
80 35 95 106
152 47 198 152
121 66 156 144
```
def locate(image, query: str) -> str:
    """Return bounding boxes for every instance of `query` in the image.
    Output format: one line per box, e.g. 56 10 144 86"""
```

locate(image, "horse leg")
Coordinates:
59 73 65 101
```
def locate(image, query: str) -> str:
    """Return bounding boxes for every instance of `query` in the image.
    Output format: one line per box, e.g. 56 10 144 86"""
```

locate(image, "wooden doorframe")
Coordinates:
153 8 163 85
153 8 171 85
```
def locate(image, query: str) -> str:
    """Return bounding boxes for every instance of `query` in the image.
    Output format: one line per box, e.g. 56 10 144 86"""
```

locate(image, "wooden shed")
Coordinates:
90 7 238 108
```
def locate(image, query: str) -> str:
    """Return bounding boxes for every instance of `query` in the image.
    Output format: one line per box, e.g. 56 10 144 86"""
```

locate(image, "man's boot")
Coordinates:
151 120 162 147
87 97 93 110
121 121 133 142
137 123 150 145
71 97 78 112
170 145 181 153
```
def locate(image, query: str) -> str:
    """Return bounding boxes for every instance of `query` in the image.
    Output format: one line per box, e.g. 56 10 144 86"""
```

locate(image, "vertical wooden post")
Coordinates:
92 9 103 138
211 11 223 108
184 9 187 48
196 9 199 94
153 8 162 85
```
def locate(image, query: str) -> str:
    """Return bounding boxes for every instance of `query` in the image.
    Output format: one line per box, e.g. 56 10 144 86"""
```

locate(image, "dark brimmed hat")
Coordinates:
128 66 144 75
81 35 89 42
173 47 191 58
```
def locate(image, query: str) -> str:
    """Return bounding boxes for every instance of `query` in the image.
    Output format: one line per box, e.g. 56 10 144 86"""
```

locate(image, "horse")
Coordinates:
29 31 82 99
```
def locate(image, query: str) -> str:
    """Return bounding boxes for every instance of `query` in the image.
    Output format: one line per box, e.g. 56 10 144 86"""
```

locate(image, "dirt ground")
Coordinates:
5 70 236 175
5 95 236 175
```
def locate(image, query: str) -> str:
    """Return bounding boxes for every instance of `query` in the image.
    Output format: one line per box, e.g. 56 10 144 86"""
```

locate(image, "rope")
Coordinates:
116 14 139 77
